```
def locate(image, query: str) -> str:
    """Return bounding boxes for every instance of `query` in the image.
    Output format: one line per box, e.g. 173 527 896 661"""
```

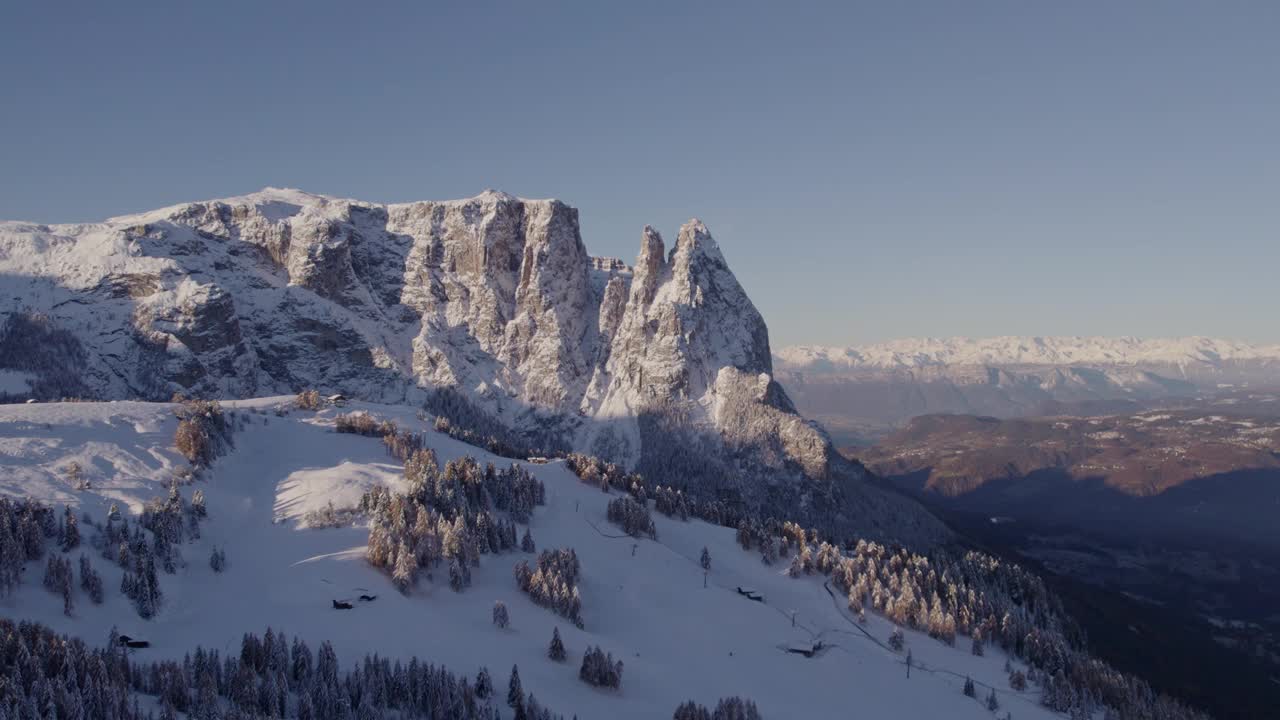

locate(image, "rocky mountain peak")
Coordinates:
0 190 946 543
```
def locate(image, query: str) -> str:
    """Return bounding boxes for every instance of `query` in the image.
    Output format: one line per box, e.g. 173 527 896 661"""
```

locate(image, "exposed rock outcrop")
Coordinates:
0 188 946 543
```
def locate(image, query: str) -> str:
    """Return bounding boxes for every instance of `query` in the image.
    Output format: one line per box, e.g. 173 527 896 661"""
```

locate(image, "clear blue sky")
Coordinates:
2 1 1277 347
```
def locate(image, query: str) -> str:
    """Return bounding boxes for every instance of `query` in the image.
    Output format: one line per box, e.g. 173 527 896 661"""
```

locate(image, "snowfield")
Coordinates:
0 399 1057 719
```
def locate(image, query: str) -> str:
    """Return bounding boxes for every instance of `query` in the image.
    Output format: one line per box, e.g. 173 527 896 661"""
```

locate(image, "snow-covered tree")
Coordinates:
191 489 207 518
606 496 656 539
393 541 416 592
61 505 80 551
78 554 103 604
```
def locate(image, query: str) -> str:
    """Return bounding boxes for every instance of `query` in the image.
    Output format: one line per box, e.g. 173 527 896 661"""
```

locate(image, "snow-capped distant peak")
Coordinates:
775 336 1280 372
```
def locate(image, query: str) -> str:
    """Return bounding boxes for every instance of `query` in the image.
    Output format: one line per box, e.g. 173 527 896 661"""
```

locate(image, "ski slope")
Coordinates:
0 399 1059 719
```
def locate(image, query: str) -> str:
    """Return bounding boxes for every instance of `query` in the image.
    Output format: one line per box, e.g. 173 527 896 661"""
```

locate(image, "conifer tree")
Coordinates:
549 627 566 662
507 664 523 708
393 542 417 593
210 546 226 572
78 554 103 604
61 506 80 551
475 666 493 700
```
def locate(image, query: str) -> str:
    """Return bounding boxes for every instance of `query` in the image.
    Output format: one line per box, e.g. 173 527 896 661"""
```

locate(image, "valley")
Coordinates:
854 400 1280 719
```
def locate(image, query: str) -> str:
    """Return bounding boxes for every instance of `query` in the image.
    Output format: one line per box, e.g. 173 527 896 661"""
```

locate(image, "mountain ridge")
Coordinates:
0 188 943 544
777 335 1280 372
772 336 1280 443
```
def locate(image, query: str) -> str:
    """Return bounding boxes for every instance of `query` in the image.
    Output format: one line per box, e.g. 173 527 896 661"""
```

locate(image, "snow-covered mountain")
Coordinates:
773 337 1280 443
0 188 934 542
776 336 1280 374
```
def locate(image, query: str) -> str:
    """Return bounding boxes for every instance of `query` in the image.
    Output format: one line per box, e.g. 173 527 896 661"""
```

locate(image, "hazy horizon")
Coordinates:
4 2 1277 346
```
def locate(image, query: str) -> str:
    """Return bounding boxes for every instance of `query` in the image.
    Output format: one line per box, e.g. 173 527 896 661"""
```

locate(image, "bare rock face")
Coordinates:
0 188 946 543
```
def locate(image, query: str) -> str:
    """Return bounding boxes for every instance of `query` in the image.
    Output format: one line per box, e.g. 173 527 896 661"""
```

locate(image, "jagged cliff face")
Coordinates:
1 189 942 541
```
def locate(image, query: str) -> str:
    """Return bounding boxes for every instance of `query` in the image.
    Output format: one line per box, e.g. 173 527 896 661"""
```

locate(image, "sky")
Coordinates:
2 1 1277 347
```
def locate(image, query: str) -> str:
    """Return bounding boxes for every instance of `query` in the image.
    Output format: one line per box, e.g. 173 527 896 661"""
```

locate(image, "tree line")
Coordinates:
0 618 565 719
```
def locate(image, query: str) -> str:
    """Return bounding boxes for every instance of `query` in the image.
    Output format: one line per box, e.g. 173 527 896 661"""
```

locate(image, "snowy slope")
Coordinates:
0 399 1052 719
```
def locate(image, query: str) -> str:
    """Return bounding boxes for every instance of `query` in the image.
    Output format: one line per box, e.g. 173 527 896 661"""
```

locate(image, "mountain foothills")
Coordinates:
864 402 1280 550
775 337 1280 444
0 188 937 544
861 400 1280 720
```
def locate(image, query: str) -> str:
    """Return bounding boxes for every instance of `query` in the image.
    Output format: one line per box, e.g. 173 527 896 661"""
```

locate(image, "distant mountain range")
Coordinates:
777 336 1280 371
773 337 1280 444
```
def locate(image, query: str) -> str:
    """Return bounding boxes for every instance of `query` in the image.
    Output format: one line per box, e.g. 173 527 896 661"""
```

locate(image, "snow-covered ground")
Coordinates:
0 399 1058 719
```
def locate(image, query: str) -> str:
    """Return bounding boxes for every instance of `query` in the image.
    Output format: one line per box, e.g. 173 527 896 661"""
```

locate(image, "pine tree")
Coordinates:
987 688 1000 712
521 527 536 553
210 546 226 573
493 601 509 629
507 664 523 708
699 547 711 571
964 677 976 697
78 554 103 604
61 572 73 616
475 666 493 700
674 701 712 720
548 627 566 662
449 557 470 591
61 506 80 551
